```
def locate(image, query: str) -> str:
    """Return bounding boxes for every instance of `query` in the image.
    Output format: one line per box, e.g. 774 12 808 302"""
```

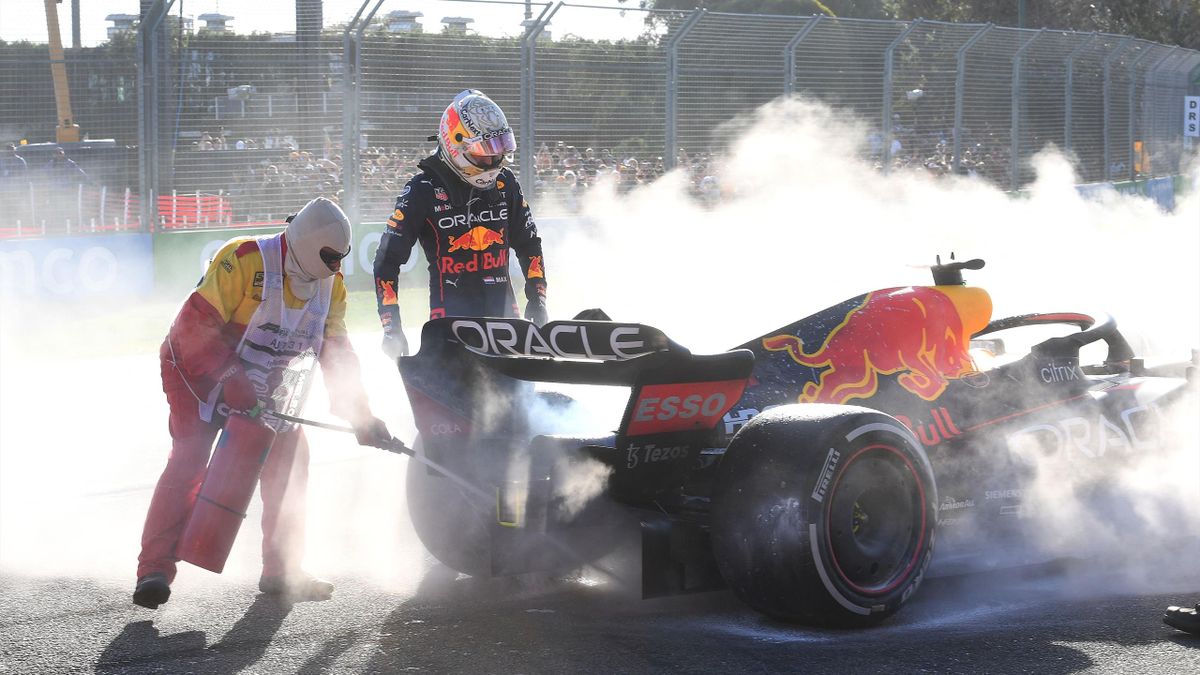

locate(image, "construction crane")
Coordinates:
44 0 81 143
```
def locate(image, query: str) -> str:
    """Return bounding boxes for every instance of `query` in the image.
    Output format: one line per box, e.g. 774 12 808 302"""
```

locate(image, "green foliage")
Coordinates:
636 0 1200 48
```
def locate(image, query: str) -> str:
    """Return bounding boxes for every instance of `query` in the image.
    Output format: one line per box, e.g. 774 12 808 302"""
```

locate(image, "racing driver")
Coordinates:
373 89 547 358
134 197 390 609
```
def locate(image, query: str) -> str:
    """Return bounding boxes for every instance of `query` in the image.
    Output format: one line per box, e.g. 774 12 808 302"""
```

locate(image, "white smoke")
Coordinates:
1 94 1197 606
543 95 1200 592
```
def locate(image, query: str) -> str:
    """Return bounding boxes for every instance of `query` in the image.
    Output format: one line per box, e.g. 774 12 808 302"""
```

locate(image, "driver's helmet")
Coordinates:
436 89 515 190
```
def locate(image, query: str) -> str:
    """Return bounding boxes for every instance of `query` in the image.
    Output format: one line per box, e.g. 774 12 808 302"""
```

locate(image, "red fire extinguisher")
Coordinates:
176 411 277 573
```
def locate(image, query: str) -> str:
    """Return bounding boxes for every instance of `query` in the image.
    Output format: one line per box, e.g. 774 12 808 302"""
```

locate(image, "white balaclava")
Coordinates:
283 197 352 300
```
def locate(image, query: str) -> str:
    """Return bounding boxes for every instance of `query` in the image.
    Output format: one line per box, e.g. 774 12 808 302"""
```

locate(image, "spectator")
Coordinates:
45 147 88 188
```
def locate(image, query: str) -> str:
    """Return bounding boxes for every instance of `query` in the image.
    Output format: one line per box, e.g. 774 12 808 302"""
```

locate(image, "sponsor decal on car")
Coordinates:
1004 403 1160 459
448 319 660 361
895 407 963 447
722 407 759 435
625 443 689 469
626 380 747 436
985 489 1024 500
1039 360 1082 384
939 496 975 511
429 422 463 435
810 447 841 503
763 287 977 404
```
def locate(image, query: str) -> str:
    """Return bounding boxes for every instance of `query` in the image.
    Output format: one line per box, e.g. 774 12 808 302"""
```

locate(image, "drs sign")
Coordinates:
1186 96 1200 137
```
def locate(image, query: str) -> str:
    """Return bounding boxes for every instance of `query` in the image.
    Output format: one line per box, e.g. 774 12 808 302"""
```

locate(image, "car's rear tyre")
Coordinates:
711 404 937 627
405 435 493 577
405 391 626 578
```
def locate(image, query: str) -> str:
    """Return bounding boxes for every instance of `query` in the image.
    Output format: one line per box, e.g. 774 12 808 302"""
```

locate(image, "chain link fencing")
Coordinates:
1 1 1198 237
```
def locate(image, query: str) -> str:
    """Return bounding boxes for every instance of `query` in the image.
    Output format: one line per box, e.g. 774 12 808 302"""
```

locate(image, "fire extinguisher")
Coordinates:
176 411 277 573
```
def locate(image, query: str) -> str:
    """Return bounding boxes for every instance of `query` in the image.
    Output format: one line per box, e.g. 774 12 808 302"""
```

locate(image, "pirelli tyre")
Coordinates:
711 404 937 627
405 391 624 578
405 435 492 577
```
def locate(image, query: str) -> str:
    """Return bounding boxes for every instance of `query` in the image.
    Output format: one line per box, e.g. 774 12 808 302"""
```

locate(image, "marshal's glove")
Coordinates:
216 363 258 412
352 415 391 448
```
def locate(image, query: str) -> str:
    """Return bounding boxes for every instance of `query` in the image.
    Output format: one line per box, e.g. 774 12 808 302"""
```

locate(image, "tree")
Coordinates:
633 0 1200 49
888 0 1200 49
633 0 890 19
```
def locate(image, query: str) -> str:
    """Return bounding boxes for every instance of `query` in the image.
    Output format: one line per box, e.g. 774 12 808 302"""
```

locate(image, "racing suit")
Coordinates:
138 235 372 583
372 155 547 341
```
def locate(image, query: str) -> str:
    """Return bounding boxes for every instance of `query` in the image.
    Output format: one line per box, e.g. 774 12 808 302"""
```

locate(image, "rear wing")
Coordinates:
401 318 754 442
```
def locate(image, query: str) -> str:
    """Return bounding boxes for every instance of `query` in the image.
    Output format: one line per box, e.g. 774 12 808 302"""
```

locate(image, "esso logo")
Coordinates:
625 380 747 436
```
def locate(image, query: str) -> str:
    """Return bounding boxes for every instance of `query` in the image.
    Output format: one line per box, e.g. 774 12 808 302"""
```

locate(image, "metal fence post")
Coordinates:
136 0 175 232
665 9 705 172
1125 44 1156 182
1102 37 1132 180
520 3 560 184
1144 48 1179 172
1064 33 1098 153
343 1 383 227
783 15 822 95
1010 28 1044 191
882 19 922 172
952 23 993 173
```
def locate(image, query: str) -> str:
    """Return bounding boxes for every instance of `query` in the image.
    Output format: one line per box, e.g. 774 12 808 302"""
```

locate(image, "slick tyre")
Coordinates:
405 435 492 577
711 404 937 627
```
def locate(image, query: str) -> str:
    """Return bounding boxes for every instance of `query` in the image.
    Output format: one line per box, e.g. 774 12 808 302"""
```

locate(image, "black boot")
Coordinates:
1164 603 1200 635
259 572 334 601
132 573 171 609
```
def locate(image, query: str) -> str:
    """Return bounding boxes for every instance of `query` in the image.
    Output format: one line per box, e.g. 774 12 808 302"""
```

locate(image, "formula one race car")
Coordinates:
396 258 1197 627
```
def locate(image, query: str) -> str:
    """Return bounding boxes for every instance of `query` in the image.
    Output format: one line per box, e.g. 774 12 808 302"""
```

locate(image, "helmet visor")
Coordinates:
463 130 516 170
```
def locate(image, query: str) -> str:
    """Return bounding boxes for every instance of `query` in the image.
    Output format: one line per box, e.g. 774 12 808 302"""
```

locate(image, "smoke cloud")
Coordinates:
1 94 1196 608
543 95 1200 592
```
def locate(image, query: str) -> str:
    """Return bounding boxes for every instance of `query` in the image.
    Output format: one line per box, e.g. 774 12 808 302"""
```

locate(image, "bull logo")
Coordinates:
377 279 398 306
527 256 544 279
763 287 977 404
448 226 505 252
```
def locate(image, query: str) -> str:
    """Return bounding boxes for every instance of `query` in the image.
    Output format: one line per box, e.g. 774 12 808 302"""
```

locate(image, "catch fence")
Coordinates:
1 0 1198 237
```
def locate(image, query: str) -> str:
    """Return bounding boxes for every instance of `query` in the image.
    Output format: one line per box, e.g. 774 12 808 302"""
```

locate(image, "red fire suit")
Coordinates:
137 235 369 582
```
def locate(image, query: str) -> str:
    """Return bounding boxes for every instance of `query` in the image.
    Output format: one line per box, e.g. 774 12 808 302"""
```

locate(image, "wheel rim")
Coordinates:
825 443 926 595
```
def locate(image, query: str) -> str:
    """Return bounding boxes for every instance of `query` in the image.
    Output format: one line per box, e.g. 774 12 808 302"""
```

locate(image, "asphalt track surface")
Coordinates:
5 549 1200 673
4 335 1200 674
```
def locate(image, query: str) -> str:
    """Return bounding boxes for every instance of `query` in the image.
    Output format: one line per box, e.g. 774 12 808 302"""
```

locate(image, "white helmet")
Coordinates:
437 89 515 190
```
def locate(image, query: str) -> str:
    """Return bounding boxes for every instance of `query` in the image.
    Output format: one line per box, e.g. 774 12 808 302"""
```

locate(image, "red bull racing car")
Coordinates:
397 258 1197 626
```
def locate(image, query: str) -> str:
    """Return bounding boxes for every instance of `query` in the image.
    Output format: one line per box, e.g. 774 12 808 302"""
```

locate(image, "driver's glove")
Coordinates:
381 329 409 359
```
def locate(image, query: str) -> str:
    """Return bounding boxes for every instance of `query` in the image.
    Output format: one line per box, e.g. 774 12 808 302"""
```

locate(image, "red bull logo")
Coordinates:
763 287 981 404
448 226 505 252
377 279 398 306
527 256 544 279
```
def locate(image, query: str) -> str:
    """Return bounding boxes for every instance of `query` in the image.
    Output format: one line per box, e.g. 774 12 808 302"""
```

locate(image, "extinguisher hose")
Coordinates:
262 411 493 504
